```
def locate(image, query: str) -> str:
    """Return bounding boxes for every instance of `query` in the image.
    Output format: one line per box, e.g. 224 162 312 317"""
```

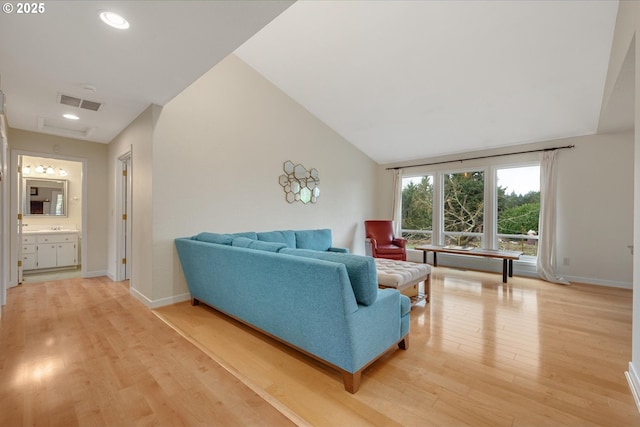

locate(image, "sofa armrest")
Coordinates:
392 238 407 248
347 289 406 371
328 247 349 253
366 237 378 249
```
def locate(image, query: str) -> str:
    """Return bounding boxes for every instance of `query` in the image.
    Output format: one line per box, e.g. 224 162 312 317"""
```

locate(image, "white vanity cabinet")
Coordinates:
22 232 78 271
21 235 37 270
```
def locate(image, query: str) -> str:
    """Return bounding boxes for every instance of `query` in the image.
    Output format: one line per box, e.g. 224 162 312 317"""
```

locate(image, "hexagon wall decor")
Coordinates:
279 161 320 204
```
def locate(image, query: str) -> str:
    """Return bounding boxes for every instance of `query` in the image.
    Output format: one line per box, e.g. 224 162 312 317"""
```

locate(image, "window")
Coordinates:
496 165 540 257
401 175 433 248
399 162 541 260
443 171 484 247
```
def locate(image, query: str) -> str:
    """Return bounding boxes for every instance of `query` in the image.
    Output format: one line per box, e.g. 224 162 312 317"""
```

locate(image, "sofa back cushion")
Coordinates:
232 237 287 253
257 230 296 248
280 248 378 306
194 232 234 245
295 229 332 251
232 231 258 240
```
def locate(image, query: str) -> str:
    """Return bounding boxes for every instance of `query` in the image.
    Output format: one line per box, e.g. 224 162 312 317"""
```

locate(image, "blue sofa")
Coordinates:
174 229 411 393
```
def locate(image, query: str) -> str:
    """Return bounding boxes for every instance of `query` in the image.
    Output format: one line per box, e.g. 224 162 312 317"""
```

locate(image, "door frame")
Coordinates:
10 149 87 285
0 114 8 317
116 150 132 282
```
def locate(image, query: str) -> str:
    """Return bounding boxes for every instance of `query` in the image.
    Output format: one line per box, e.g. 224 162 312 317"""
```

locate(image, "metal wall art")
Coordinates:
279 161 320 204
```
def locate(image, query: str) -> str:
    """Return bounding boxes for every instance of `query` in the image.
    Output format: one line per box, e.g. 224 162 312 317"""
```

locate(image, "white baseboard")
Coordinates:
626 362 640 414
82 270 108 279
406 249 632 289
563 275 632 289
130 286 191 309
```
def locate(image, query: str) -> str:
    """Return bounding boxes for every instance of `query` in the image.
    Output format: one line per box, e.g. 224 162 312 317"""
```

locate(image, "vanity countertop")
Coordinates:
23 229 79 234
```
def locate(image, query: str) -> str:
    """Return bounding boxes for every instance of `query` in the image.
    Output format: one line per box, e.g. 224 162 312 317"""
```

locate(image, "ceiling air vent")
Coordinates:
58 93 102 111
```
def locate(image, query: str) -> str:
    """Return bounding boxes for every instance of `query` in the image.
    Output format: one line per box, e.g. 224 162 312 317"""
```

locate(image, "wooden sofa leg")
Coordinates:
191 298 200 306
342 370 362 394
398 336 409 350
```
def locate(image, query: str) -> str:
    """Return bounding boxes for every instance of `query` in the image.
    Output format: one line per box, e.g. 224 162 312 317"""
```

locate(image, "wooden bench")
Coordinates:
415 245 522 283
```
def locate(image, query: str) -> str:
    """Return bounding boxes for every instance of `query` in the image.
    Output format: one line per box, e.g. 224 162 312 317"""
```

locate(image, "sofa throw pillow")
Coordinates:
280 248 378 306
232 237 287 253
295 229 332 251
194 232 234 245
257 230 296 248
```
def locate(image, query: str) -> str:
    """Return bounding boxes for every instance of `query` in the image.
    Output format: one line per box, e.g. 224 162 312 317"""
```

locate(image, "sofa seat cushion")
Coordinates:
295 229 332 251
280 248 378 306
232 237 287 252
257 230 296 248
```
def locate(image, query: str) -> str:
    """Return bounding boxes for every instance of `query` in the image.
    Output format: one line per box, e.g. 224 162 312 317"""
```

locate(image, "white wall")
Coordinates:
604 0 640 404
8 129 108 279
375 131 634 288
556 131 633 287
597 0 640 400
107 105 157 300
131 54 378 305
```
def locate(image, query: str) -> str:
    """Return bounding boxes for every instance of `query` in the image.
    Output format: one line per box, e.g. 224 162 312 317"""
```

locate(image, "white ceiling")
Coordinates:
235 0 622 164
0 1 627 165
0 0 294 143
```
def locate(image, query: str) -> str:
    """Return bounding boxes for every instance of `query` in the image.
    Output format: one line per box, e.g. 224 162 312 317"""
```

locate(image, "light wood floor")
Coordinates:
2 270 639 426
154 268 640 427
0 277 296 426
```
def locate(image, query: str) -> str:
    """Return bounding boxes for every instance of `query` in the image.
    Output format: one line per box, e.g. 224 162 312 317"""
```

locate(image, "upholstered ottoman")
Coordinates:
374 258 431 306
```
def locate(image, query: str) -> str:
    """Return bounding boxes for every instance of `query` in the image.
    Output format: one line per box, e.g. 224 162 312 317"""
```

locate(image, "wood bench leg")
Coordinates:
425 274 431 303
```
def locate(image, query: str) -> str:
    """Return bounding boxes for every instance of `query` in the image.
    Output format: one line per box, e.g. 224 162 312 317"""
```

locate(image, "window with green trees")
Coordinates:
400 164 540 258
497 166 540 256
401 175 433 246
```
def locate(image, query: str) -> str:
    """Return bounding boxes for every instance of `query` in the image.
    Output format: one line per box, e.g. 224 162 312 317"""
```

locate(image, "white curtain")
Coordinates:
537 150 569 284
391 168 403 236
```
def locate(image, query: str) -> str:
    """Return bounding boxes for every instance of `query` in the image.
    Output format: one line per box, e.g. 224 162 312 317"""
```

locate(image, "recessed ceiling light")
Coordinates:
63 113 79 120
99 10 129 30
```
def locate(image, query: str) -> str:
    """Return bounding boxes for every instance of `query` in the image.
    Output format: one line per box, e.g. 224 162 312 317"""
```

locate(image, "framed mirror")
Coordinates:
23 178 68 216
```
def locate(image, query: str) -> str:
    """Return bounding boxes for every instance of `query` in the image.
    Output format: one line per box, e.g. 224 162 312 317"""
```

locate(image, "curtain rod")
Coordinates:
385 144 575 170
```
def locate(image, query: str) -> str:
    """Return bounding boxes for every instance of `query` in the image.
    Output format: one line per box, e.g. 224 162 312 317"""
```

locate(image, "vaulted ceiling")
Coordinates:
0 0 294 142
0 1 627 165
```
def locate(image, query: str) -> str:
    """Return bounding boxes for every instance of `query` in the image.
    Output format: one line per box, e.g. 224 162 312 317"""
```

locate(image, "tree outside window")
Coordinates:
497 166 540 256
401 176 433 248
443 171 484 247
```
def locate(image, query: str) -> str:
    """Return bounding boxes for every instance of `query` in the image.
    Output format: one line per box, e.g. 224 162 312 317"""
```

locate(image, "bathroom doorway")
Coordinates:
15 152 85 284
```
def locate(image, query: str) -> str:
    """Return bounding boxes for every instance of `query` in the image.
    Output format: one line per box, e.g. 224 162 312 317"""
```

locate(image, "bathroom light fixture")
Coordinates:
23 165 31 174
99 10 129 30
58 168 68 177
35 165 44 174
63 113 79 120
46 166 55 175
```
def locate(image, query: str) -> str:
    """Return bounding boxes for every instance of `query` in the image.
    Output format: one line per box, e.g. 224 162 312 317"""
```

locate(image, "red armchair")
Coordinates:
364 220 407 261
